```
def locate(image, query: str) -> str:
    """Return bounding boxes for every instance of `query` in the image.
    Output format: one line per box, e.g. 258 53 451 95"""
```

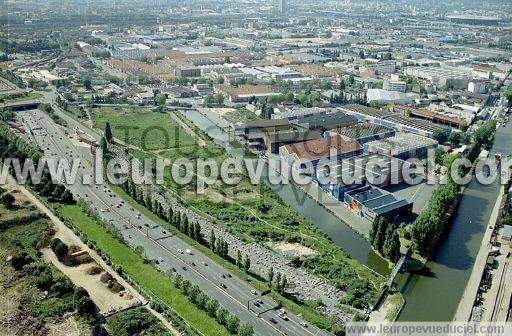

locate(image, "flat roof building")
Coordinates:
326 123 396 145
345 185 413 222
364 133 438 160
280 134 363 171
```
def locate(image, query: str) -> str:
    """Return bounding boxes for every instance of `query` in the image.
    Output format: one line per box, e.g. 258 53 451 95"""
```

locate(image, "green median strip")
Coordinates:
57 204 231 336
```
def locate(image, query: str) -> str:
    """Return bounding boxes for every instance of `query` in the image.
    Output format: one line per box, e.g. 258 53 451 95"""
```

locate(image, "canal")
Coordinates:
397 119 512 321
181 110 391 276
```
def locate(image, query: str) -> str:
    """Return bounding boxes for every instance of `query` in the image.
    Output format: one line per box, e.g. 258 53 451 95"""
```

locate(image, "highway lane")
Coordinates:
20 108 332 336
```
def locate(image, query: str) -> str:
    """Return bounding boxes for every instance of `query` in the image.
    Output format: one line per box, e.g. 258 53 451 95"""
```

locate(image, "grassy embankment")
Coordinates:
57 204 231 336
91 106 385 309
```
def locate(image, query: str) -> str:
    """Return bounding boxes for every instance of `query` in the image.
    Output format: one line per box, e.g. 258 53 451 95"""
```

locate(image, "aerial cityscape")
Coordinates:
0 0 512 335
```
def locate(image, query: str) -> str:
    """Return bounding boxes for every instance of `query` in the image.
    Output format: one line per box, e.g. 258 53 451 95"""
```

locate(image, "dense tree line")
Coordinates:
0 68 25 88
0 123 74 204
171 273 254 336
0 38 60 54
120 179 205 245
411 119 497 257
369 217 401 263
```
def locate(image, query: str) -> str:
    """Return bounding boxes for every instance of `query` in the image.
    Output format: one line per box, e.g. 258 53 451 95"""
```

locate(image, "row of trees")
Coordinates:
267 266 288 294
120 178 204 243
210 230 229 259
204 93 225 107
369 217 401 263
328 91 366 105
0 123 74 204
172 273 254 335
411 120 497 257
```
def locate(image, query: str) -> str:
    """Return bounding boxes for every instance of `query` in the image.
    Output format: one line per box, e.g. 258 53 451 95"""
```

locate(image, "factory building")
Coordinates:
390 105 465 128
295 111 359 132
247 129 323 153
279 134 363 172
344 185 413 221
325 122 396 145
364 133 438 160
314 154 405 200
340 104 451 138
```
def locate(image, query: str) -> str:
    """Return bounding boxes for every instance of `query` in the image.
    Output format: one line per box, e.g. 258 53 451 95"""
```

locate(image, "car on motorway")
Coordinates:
201 261 208 266
251 290 257 295
220 283 227 289
269 318 277 324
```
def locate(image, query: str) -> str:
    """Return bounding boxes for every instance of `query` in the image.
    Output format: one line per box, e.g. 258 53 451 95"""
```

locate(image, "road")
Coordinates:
20 107 332 336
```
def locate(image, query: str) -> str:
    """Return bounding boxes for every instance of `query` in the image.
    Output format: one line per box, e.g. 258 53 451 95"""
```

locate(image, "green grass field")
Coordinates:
0 91 42 103
57 204 231 336
91 106 195 150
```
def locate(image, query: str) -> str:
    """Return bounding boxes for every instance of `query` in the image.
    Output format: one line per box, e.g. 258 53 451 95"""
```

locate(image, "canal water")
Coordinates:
182 109 512 319
181 110 391 276
397 120 512 321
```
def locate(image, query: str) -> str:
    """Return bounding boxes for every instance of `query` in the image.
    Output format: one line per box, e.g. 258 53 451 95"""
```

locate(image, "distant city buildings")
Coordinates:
278 0 286 14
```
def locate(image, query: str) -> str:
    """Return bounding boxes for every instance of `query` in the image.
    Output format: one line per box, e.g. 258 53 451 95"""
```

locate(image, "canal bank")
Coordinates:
397 120 512 321
181 109 391 276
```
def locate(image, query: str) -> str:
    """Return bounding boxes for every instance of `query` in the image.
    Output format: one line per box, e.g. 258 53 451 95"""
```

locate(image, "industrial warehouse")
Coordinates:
235 103 450 224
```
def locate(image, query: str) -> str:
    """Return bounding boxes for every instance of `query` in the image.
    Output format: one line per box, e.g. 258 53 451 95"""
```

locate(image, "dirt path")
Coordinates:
5 175 180 336
168 111 207 147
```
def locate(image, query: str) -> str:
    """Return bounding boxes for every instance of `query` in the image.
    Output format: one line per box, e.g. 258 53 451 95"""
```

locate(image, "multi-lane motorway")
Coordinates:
21 108 332 336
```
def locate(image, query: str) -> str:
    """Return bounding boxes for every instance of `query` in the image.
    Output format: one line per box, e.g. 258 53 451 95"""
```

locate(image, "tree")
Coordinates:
226 314 240 334
76 296 97 320
206 299 219 317
432 130 448 143
210 229 216 250
204 95 215 107
238 323 254 336
384 228 401 263
268 267 274 287
100 136 108 153
188 285 201 304
216 307 229 325
196 292 209 310
448 131 461 146
104 122 113 142
214 93 224 106
53 241 69 260
372 217 389 253
83 78 92 90
180 280 191 295
1 192 15 208
461 133 471 145
155 93 166 108
243 255 251 273
236 250 243 268
275 272 282 292
61 189 74 204
193 222 202 243
280 274 287 294
173 273 183 288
